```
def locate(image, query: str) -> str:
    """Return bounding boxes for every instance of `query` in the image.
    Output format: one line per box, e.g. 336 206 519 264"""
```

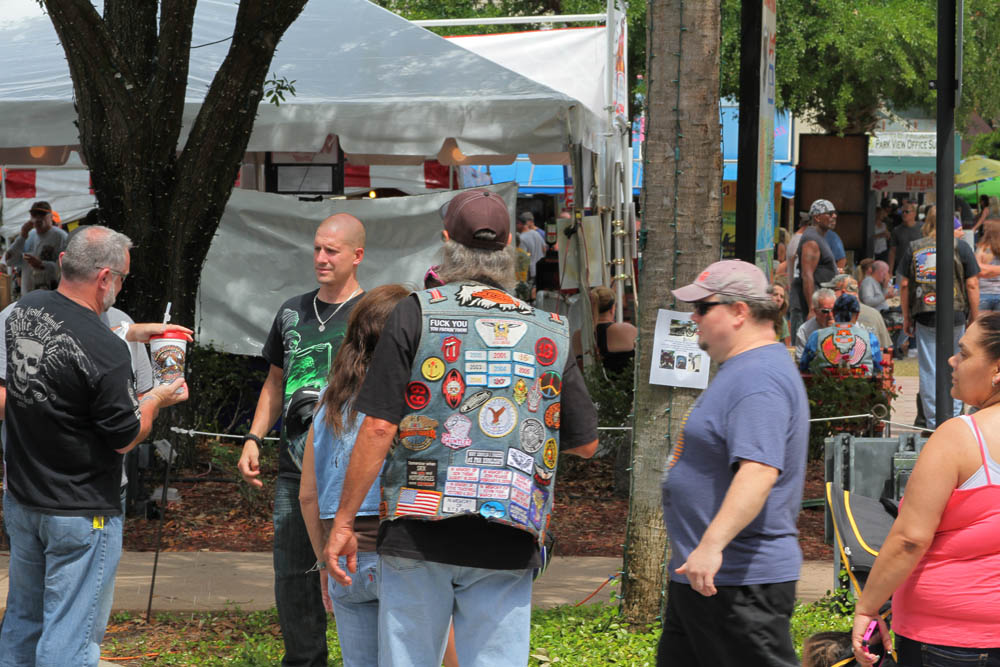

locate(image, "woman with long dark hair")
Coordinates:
299 284 409 666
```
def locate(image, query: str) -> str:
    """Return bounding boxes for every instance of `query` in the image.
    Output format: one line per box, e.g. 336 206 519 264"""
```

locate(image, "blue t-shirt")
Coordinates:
825 229 846 262
313 397 380 518
661 343 808 586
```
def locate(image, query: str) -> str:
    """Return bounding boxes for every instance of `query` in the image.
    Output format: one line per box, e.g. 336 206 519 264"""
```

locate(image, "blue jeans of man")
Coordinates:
273 476 327 667
329 551 379 667
915 320 964 429
0 492 122 667
377 554 533 667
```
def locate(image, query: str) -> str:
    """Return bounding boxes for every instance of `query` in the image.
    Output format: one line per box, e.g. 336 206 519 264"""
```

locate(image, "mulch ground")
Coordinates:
114 456 832 560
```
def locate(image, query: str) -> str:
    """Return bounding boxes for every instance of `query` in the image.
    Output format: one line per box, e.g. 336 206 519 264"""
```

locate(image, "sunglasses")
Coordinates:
693 301 725 316
818 308 834 315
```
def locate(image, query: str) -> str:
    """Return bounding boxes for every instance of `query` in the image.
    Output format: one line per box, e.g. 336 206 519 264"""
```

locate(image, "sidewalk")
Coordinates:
0 551 836 615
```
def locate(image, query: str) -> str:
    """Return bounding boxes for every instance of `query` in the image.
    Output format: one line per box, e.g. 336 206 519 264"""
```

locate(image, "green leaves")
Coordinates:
263 73 297 107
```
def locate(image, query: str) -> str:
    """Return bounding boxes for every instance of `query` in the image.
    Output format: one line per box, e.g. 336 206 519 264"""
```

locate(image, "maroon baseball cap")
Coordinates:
29 201 52 214
672 259 770 302
443 189 510 251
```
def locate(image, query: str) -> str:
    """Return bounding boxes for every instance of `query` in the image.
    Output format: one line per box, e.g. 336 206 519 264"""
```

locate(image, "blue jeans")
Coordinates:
897 633 1000 666
0 492 122 667
915 320 964 429
981 294 1000 312
330 551 379 667
377 554 533 667
273 476 327 667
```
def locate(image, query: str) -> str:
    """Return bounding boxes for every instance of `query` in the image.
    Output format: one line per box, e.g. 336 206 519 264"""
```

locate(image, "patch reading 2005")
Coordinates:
429 318 469 334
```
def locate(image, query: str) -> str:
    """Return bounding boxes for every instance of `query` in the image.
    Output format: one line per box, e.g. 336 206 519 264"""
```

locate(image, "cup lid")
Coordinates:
149 331 190 342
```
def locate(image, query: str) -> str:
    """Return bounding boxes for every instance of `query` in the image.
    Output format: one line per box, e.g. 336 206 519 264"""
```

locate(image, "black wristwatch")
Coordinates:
244 434 264 447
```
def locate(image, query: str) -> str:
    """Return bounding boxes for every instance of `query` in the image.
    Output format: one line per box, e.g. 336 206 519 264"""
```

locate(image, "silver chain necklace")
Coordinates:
313 288 360 332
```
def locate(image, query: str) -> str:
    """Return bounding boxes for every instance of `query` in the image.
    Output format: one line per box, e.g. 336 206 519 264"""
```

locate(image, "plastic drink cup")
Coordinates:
149 331 188 387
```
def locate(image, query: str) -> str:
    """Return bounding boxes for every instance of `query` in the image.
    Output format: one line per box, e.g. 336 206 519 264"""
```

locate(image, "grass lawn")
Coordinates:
893 356 918 377
101 596 854 666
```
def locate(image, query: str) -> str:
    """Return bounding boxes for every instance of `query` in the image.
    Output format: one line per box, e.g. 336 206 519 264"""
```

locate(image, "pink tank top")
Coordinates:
892 415 1000 647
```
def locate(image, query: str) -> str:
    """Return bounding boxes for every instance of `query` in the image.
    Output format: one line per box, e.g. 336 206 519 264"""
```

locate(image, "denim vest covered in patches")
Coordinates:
380 283 570 544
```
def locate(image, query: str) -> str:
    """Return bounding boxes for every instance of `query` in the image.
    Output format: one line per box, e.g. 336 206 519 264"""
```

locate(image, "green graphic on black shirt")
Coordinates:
280 307 348 471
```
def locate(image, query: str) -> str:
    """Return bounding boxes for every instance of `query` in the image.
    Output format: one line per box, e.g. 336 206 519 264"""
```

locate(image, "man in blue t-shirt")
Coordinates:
659 259 808 667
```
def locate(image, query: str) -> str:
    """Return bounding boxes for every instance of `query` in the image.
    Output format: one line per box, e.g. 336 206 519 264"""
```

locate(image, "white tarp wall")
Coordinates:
197 183 517 356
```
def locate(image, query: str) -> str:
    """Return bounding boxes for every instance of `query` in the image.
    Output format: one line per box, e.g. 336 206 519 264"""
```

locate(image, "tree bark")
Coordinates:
42 0 308 325
621 0 721 626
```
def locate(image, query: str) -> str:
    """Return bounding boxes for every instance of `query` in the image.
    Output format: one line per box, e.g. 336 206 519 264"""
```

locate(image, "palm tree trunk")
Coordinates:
621 0 722 626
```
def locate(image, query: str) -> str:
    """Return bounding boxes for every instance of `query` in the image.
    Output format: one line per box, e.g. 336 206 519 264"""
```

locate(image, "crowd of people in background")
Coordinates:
777 194 1000 400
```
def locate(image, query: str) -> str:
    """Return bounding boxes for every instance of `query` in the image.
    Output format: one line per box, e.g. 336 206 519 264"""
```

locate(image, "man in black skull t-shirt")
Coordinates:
0 226 188 667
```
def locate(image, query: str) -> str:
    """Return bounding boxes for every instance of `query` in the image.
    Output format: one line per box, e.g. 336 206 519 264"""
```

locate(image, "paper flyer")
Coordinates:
648 309 710 389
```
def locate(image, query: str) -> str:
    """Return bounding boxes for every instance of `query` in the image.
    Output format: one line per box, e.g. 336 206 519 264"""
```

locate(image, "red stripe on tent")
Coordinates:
344 165 371 189
6 169 37 198
89 173 95 195
424 160 451 190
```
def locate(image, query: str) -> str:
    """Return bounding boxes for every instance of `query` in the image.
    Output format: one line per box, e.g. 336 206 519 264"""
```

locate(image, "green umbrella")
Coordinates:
956 178 1000 204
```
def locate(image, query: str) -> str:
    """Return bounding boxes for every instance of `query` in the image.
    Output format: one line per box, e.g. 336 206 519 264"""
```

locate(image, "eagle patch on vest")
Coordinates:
455 284 534 315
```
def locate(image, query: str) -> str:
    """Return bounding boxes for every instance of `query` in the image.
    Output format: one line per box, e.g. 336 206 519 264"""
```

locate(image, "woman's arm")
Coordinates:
299 425 333 612
973 207 989 232
299 425 325 561
977 248 1000 278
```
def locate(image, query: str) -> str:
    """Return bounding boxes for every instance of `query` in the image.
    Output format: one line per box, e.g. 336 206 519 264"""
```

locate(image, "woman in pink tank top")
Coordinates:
851 313 1000 666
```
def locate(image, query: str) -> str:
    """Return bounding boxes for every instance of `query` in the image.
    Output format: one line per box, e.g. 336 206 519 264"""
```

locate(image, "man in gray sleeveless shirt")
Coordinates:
790 199 839 334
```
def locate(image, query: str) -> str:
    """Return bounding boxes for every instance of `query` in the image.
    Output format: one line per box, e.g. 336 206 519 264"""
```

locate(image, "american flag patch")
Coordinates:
395 487 443 516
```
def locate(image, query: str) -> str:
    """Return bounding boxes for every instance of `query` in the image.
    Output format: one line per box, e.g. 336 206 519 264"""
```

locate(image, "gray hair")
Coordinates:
61 225 133 282
812 288 836 308
716 293 781 328
436 239 516 292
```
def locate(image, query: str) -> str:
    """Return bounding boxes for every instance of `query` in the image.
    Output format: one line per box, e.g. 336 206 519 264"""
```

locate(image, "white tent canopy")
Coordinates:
448 27 608 129
0 0 600 156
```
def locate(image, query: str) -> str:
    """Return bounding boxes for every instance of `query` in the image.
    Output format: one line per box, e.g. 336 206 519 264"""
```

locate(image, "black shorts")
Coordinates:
657 579 798 667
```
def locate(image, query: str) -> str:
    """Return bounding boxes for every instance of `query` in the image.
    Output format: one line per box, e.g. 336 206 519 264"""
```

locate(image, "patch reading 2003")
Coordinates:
429 318 468 334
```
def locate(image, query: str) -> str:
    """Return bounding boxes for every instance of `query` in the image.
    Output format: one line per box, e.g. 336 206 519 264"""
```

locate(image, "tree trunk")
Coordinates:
621 0 721 626
43 0 309 325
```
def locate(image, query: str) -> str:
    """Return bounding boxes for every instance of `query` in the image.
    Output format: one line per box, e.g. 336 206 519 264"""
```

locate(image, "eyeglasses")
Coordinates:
97 266 128 281
693 301 725 316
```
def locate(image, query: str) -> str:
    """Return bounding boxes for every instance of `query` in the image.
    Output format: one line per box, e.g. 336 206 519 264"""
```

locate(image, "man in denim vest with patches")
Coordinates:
327 189 598 666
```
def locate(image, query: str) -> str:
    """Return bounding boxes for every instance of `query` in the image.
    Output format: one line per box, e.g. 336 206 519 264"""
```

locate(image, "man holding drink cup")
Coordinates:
0 225 190 666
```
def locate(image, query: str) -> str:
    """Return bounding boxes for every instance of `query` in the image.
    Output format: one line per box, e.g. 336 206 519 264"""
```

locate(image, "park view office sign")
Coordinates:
869 132 937 158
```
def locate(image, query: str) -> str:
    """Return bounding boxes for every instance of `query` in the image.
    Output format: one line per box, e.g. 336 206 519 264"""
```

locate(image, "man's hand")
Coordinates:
675 544 723 596
23 253 43 270
238 439 263 489
20 221 32 239
147 378 189 407
903 316 914 337
325 521 359 586
126 323 194 343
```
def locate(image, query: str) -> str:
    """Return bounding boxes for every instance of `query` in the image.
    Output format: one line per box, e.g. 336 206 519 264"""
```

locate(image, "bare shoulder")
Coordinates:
917 417 981 482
